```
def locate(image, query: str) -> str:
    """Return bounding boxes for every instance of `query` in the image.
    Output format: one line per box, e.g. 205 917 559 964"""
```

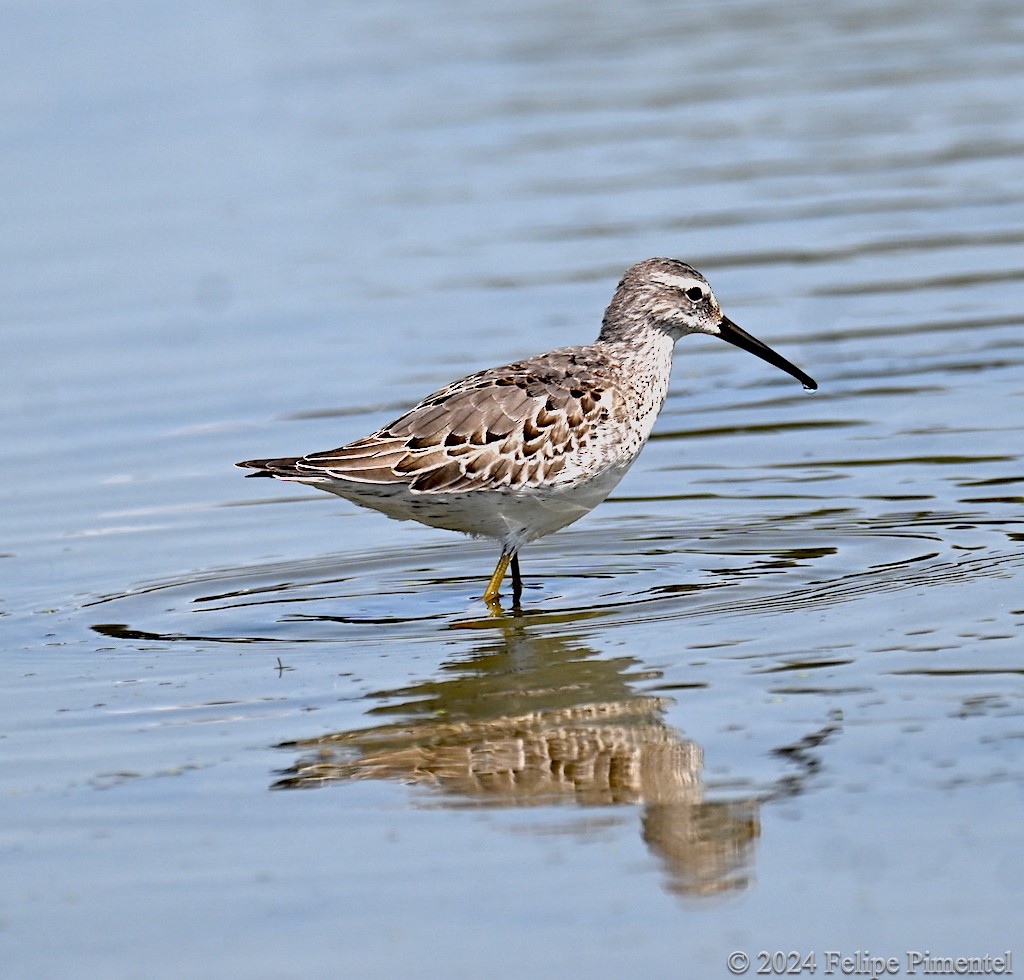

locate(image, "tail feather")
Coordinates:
236 457 302 477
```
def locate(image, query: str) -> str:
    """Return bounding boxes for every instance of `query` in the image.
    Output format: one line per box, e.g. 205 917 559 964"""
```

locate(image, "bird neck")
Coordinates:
598 329 677 427
598 327 676 374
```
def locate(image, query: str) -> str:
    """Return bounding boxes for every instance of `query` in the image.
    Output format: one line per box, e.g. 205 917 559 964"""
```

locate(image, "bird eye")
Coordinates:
685 286 705 302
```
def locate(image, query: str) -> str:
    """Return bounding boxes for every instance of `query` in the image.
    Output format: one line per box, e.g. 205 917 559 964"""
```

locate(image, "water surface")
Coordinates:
3 1 1023 977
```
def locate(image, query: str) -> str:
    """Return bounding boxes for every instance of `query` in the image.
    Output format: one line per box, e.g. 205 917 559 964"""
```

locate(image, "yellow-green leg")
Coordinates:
483 551 522 604
483 552 511 603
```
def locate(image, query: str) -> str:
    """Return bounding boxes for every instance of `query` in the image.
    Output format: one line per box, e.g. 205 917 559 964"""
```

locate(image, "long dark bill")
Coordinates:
718 316 817 390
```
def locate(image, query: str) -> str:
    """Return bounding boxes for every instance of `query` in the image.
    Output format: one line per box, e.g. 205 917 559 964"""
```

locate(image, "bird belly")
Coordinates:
315 461 632 551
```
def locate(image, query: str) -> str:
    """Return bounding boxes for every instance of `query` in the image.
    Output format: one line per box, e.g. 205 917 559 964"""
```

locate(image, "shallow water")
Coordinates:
3 0 1024 976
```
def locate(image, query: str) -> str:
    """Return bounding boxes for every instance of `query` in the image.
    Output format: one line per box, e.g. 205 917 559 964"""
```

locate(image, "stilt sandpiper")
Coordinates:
238 258 816 604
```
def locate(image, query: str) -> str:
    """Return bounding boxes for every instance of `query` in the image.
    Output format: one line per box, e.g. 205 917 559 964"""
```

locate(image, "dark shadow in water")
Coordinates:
271 617 840 899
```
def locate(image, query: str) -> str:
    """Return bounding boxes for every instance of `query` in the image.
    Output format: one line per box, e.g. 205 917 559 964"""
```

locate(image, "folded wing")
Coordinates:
237 349 622 493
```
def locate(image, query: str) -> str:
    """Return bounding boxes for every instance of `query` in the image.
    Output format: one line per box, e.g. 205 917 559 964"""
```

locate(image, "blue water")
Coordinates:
3 1 1023 977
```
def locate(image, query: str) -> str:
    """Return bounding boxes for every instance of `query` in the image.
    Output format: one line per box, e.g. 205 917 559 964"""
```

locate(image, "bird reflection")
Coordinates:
272 618 760 897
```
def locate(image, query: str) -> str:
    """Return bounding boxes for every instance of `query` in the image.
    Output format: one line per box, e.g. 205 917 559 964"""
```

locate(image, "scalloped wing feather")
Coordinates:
277 348 624 493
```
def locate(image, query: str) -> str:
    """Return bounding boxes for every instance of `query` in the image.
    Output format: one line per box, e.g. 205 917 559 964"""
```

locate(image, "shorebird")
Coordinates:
238 258 816 604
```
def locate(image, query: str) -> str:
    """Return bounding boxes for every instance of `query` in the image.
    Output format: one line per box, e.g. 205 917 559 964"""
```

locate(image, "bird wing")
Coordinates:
279 349 624 492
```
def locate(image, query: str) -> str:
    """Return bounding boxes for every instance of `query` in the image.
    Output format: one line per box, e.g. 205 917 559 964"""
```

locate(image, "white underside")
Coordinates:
287 460 634 553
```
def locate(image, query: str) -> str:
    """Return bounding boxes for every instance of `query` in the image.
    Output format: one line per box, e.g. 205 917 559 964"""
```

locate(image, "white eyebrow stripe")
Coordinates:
649 273 705 290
